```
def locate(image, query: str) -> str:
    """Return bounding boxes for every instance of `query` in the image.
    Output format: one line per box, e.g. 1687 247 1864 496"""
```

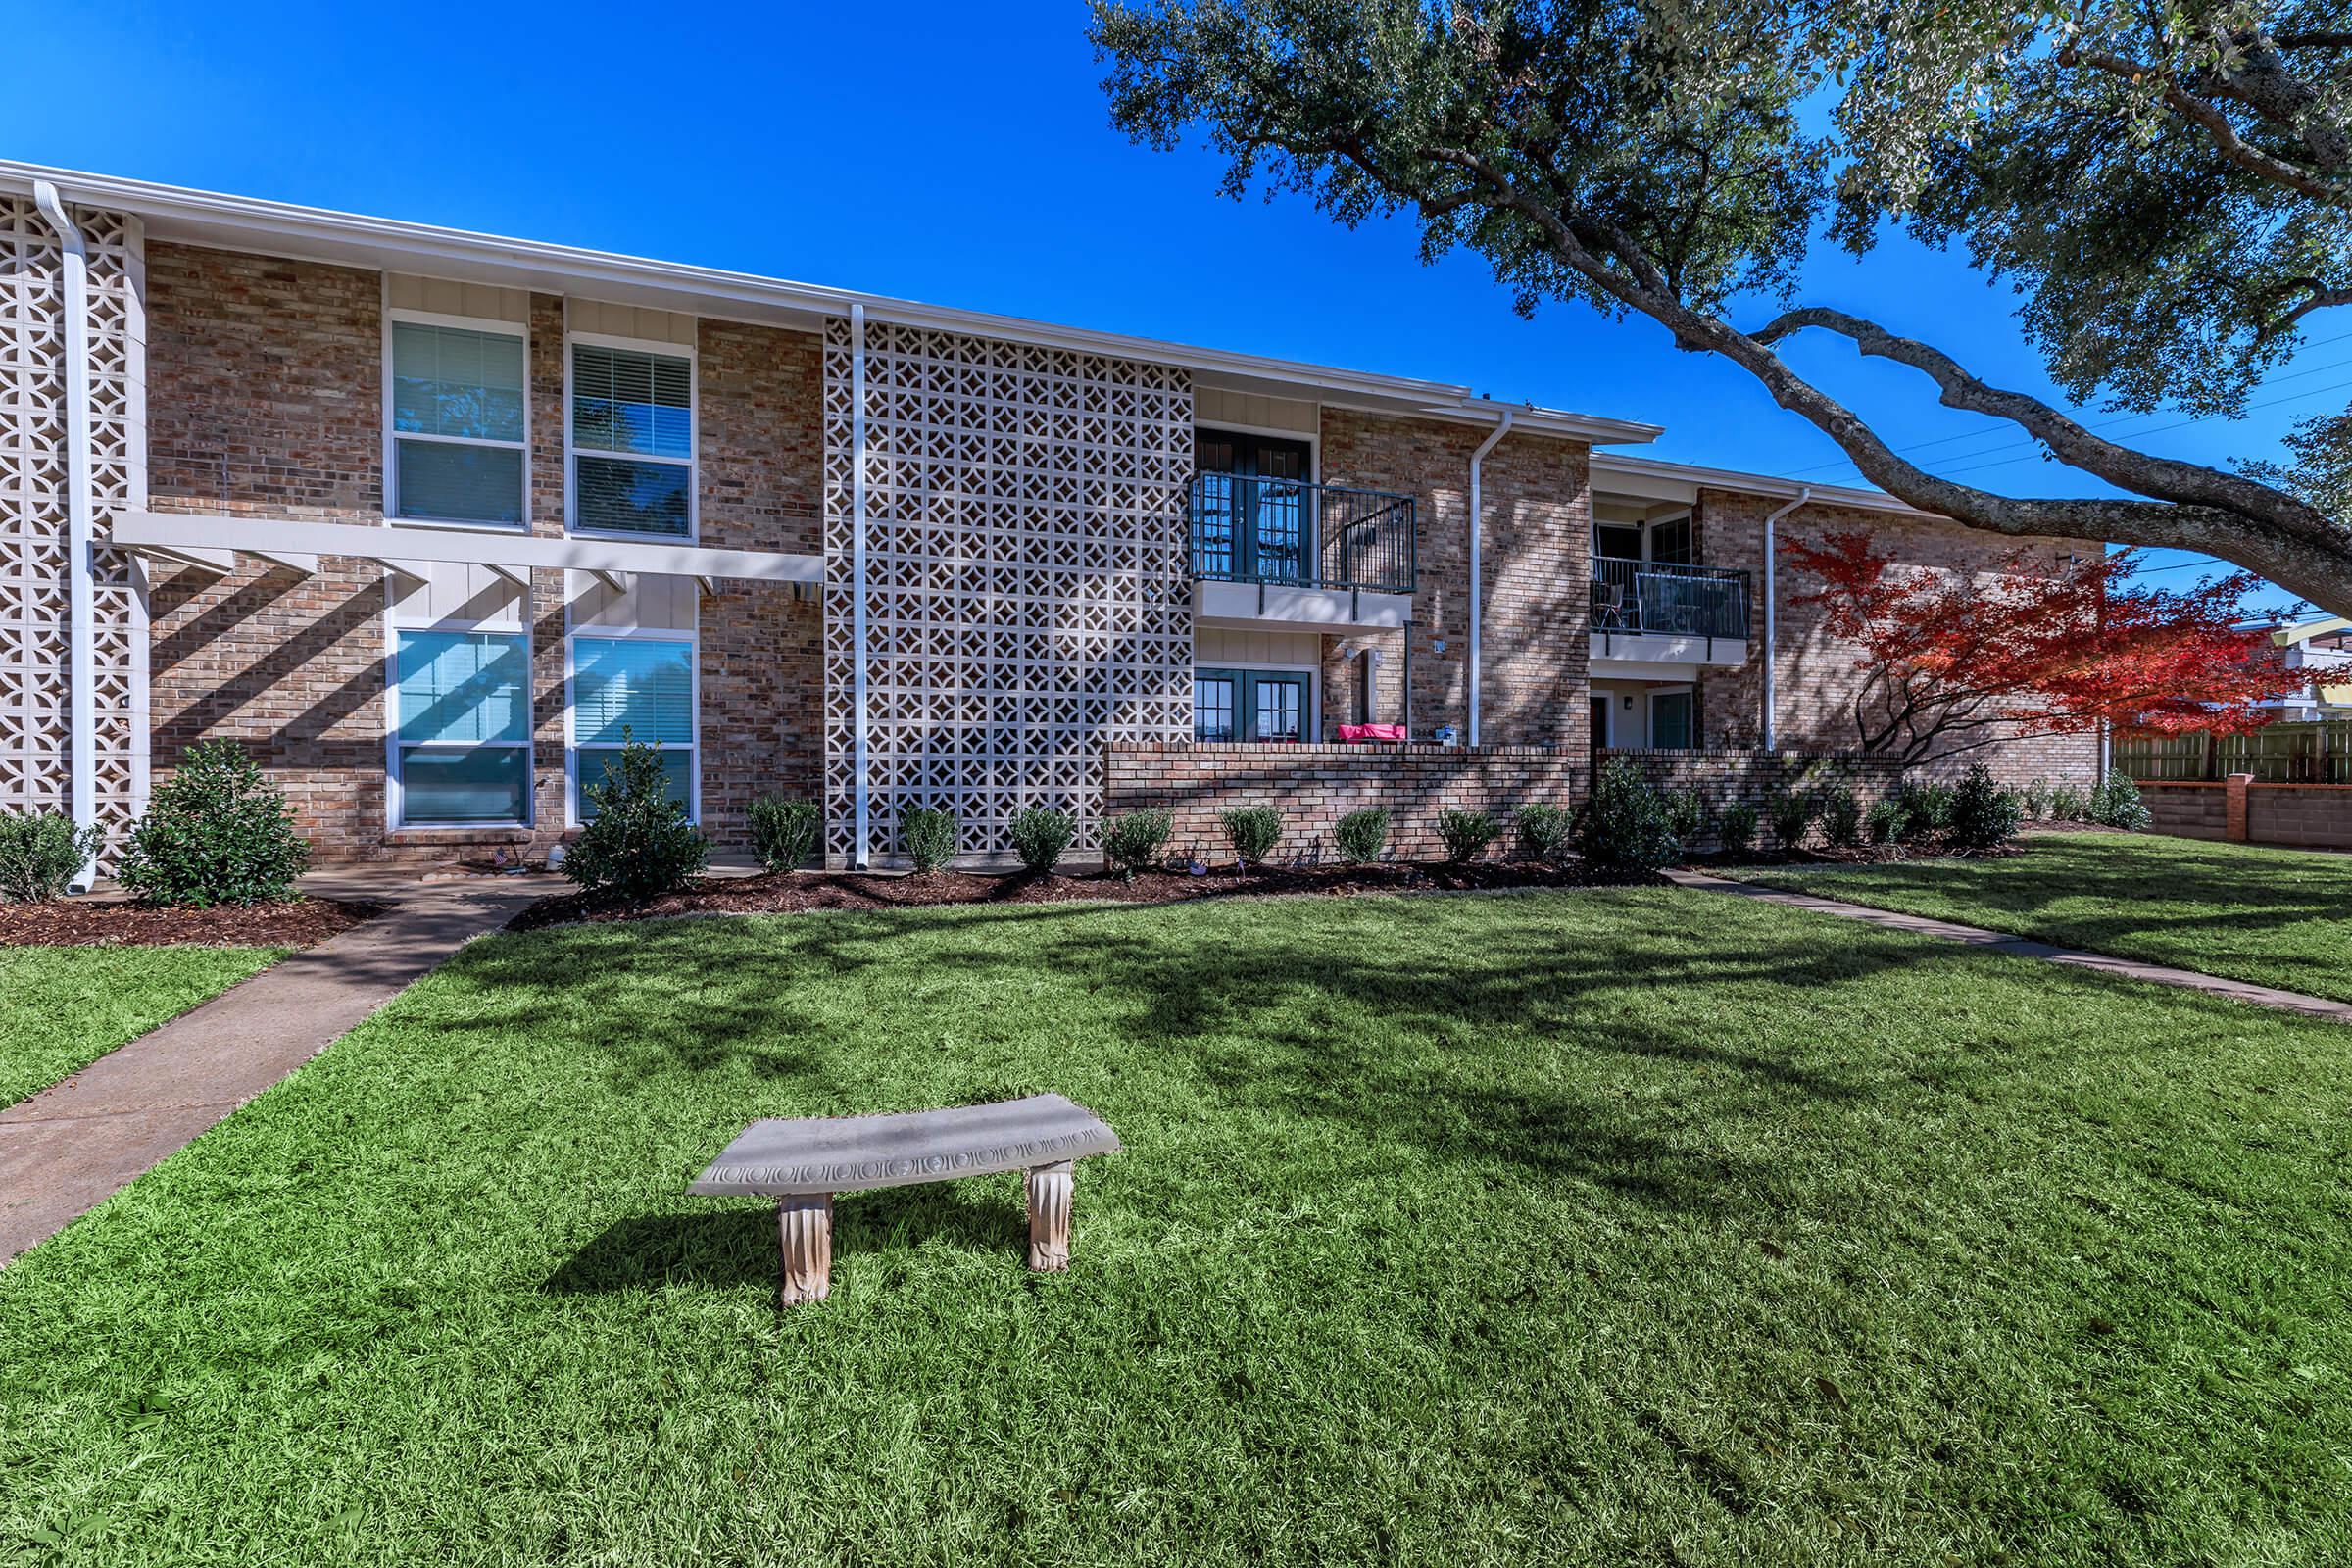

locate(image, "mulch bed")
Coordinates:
511 859 1658 931
0 897 389 949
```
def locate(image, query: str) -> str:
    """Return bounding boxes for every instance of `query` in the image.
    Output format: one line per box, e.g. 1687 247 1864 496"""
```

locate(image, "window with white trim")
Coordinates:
392 629 531 825
389 320 527 527
571 635 696 818
570 342 694 538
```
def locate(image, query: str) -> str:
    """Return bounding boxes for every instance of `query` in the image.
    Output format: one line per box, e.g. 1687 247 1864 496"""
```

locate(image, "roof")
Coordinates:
1590 452 1936 517
0 160 1660 448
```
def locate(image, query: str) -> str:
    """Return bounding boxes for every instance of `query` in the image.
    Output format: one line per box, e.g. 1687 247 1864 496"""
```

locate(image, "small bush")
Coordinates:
2020 778 2054 822
0 811 101 903
901 807 959 872
1435 808 1500 864
1008 807 1075 874
1948 764 2024 852
1716 800 1760 858
1765 788 1816 853
1513 803 1575 863
1103 809 1171 879
1220 806 1284 867
2048 783 2088 822
119 741 310 907
1333 808 1390 864
1576 759 1682 873
2088 772 2153 832
1816 781 1863 849
563 738 709 900
1865 799 1909 846
1891 780 1956 841
1663 789 1708 844
748 797 822 872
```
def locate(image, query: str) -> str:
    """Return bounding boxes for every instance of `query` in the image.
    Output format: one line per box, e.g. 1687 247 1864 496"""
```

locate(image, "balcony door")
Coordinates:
1196 666 1313 743
1196 428 1313 584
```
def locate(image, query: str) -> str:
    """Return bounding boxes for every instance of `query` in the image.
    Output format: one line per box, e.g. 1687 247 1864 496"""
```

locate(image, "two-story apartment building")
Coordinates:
0 164 2097 870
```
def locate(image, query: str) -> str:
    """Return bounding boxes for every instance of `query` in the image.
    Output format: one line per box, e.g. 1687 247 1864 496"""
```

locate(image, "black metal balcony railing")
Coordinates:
1590 557 1751 644
1189 472 1416 596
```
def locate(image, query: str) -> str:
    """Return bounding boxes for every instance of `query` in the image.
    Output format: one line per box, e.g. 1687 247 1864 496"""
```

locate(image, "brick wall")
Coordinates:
2246 784 2352 850
1687 488 2101 787
1601 747 1906 812
1103 741 1583 863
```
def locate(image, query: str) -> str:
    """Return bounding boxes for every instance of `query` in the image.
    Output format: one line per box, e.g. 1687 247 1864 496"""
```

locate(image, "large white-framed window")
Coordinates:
388 625 533 827
386 311 529 529
567 332 696 540
567 628 699 823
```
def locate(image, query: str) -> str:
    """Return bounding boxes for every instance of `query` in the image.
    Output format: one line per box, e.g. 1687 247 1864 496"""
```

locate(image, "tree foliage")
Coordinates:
1783 531 2306 761
1091 1 2352 610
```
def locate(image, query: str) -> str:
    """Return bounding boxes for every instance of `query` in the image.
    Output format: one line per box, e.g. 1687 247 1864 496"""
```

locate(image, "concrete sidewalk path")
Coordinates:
1667 868 2352 1025
0 872 557 1263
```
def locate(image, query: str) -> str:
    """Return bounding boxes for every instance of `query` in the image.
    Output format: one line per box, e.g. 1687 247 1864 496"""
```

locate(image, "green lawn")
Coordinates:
1730 831 2352 1003
0 946 280 1108
2 891 2346 1566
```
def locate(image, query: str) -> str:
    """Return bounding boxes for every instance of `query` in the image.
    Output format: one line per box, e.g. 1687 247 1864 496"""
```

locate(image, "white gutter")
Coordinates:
1759 487 1812 751
850 304 874 870
33 180 98 890
1466 407 1518 748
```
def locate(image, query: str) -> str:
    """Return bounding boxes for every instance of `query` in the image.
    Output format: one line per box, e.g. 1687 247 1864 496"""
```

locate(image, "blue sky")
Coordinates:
6 1 2336 616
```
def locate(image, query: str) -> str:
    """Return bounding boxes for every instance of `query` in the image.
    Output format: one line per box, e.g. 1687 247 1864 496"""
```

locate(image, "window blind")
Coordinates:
571 344 691 458
572 638 693 746
396 631 529 745
393 323 526 441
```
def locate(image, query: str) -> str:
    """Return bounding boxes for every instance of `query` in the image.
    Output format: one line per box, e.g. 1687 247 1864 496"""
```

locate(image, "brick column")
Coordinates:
2225 772 2253 842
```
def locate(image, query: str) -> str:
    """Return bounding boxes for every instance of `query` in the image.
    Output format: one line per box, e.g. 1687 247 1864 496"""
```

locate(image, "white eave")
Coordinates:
0 160 1661 449
1592 452 1941 518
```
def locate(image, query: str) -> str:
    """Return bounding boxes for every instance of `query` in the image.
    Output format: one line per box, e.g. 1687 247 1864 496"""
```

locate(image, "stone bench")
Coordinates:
688 1094 1120 1304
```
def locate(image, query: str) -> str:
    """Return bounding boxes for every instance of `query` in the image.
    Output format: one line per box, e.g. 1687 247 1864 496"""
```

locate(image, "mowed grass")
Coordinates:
0 946 280 1108
1730 831 2352 1003
2 891 2347 1566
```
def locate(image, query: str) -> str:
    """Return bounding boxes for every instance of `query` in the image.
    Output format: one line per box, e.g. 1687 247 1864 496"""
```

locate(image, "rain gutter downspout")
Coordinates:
1759 486 1812 752
850 303 873 869
33 180 97 890
1466 407 1517 748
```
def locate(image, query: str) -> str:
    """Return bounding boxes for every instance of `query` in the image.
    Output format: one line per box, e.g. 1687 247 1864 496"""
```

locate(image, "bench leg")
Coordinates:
1026 1160 1074 1271
777 1193 833 1305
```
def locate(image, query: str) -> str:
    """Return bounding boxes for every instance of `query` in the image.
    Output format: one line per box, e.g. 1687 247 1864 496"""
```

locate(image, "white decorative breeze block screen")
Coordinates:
0 197 146 845
821 321 1194 860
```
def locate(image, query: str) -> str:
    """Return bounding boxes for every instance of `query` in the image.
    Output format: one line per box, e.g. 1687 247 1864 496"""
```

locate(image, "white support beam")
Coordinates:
360 555 435 586
135 543 237 574
694 574 718 597
482 561 530 589
592 567 631 594
246 549 318 575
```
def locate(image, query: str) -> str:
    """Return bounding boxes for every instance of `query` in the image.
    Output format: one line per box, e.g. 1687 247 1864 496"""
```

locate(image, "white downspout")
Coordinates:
850 303 874 869
1759 486 1811 752
34 181 98 890
1466 407 1516 748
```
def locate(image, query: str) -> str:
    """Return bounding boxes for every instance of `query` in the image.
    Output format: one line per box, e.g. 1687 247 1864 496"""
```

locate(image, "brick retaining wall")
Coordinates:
2137 777 2352 850
1102 743 1585 862
2138 780 2229 840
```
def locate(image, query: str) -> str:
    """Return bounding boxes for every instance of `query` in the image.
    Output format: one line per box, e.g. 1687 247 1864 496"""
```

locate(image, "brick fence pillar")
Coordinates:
2225 772 2253 842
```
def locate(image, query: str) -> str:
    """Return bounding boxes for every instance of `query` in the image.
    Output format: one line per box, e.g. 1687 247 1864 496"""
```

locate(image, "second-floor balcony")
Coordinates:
1189 472 1417 630
1591 557 1751 666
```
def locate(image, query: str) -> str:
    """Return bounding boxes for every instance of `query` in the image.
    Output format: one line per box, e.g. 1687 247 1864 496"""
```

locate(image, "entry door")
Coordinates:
1197 667 1312 742
1196 428 1313 582
1590 695 1611 752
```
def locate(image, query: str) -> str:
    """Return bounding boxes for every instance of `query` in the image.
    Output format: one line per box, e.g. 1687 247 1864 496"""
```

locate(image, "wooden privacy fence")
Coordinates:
2116 721 2352 784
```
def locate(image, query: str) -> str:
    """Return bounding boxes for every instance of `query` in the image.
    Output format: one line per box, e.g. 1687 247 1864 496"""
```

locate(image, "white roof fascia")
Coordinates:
1591 452 1942 518
2 161 1661 447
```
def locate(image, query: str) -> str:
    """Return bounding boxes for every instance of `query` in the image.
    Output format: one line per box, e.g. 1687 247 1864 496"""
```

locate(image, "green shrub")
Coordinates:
2020 778 2054 821
1435 808 1500 864
1816 781 1864 849
1512 803 1575 863
1220 806 1284 867
1948 764 2024 852
1663 789 1708 844
747 797 822 872
1333 808 1390 864
1891 779 1957 841
1716 800 1760 858
1865 798 1909 846
119 741 310 907
1576 758 1682 873
0 811 101 903
1103 809 1171 880
901 807 959 872
1765 788 1816 853
2048 783 2088 822
2088 772 2154 832
563 738 710 901
1008 807 1075 874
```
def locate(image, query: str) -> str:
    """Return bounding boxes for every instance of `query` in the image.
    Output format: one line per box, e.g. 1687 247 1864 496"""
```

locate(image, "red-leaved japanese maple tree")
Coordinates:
1782 533 2305 763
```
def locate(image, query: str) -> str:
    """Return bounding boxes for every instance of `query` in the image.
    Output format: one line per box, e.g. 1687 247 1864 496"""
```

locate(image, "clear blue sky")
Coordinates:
6 1 2335 616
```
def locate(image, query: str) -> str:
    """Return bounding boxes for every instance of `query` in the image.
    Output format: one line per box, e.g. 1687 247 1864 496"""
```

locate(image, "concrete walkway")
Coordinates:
0 871 558 1263
1667 868 2352 1024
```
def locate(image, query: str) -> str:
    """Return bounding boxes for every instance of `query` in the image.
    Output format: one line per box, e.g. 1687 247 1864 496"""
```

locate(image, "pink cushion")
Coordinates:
1337 723 1407 743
